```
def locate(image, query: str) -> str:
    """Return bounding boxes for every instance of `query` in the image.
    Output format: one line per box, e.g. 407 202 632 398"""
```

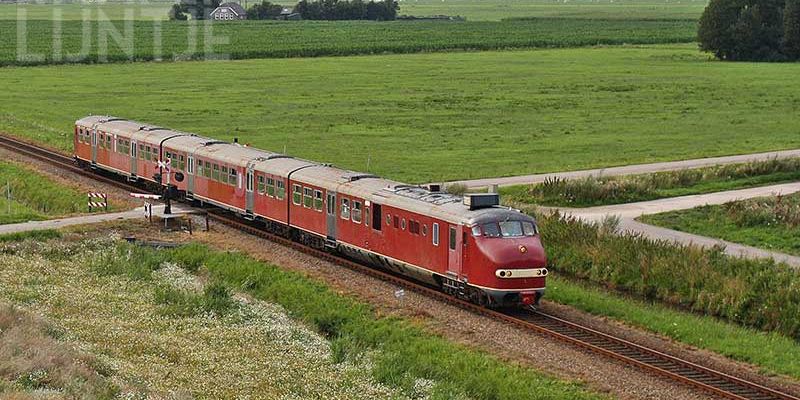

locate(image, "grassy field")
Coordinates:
0 160 96 224
0 235 604 399
1 0 706 21
641 193 800 256
548 276 800 379
502 158 800 207
2 45 800 183
2 18 697 66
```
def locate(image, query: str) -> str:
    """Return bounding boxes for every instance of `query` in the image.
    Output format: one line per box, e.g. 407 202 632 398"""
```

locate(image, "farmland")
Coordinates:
2 45 800 183
641 193 800 256
2 18 698 66
1 0 707 21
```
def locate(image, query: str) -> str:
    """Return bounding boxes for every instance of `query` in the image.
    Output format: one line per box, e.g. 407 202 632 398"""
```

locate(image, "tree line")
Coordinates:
169 0 398 21
699 0 800 61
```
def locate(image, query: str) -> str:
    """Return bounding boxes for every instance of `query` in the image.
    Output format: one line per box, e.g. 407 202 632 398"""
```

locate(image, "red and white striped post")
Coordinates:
87 192 108 212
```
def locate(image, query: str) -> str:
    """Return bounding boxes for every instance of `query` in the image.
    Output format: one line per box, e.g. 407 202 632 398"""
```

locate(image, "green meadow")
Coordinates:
2 45 800 183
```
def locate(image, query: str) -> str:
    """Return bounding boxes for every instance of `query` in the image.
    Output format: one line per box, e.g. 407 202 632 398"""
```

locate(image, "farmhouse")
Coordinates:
210 2 247 20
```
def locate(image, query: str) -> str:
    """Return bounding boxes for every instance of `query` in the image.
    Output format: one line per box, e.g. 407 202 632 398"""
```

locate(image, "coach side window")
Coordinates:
277 180 286 200
352 201 362 223
303 188 313 208
205 161 211 178
266 178 276 197
221 166 229 184
257 176 265 194
106 135 111 149
341 198 350 219
292 184 302 205
314 190 323 211
432 223 439 246
449 226 457 250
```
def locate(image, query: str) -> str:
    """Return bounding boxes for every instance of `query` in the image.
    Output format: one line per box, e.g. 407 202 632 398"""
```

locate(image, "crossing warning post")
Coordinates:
87 192 108 212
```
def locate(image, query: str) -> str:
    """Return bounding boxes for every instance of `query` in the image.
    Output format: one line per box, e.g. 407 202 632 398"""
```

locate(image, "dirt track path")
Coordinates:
447 148 800 189
551 181 800 267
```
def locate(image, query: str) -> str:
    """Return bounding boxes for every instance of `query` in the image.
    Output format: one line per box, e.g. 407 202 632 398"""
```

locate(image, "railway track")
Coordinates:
2 133 798 400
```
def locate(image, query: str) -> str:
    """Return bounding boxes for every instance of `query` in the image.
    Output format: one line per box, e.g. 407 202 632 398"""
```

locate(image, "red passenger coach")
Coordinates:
75 116 548 308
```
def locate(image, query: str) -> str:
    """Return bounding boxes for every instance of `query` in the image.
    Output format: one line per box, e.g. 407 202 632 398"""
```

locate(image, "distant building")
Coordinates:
210 2 247 20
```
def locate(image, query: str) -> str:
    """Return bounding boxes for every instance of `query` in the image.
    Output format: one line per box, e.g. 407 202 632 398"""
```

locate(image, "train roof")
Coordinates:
252 157 317 177
77 116 184 145
193 142 278 167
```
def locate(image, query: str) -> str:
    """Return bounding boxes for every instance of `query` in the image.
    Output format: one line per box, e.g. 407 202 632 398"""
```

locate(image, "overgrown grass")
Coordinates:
162 242 603 400
0 302 119 398
0 160 99 224
641 193 800 256
547 276 800 379
154 281 236 317
0 229 61 243
536 210 800 340
502 158 800 207
1 18 697 67
90 242 167 280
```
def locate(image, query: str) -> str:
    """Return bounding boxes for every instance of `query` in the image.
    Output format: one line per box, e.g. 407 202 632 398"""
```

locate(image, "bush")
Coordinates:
786 0 800 58
293 0 398 20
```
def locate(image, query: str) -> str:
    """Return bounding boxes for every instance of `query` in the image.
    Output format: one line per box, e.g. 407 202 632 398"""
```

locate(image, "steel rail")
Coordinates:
1 133 797 400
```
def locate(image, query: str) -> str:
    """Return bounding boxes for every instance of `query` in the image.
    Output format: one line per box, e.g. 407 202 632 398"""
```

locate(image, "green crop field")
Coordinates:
400 0 707 20
1 18 697 66
1 0 706 21
2 45 800 183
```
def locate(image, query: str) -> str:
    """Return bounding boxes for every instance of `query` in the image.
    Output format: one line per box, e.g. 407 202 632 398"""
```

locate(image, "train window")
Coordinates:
303 187 313 208
221 166 229 184
138 144 144 159
212 164 220 181
188 157 194 174
257 176 265 194
365 207 370 226
276 180 286 200
205 161 211 178
449 227 457 250
422 224 428 236
230 168 237 187
178 155 186 171
266 178 276 197
432 223 439 246
327 193 336 215
409 220 420 235
471 226 482 236
341 198 350 219
98 134 104 148
106 135 111 148
352 201 362 223
372 204 382 231
314 190 323 211
292 184 302 205
146 146 152 161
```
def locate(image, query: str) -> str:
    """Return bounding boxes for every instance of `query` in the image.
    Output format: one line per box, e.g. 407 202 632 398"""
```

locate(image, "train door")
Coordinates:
130 139 137 177
447 224 463 277
326 191 337 240
90 126 98 164
245 164 255 215
187 155 195 195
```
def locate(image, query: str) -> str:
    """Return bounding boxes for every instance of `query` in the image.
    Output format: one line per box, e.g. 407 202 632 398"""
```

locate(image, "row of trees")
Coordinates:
293 0 398 21
699 0 800 61
169 0 399 21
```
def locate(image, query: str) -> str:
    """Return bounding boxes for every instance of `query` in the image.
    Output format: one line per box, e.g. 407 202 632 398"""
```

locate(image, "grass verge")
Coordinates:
547 276 800 379
164 243 604 400
641 193 800 256
534 210 800 340
502 158 800 207
0 160 102 224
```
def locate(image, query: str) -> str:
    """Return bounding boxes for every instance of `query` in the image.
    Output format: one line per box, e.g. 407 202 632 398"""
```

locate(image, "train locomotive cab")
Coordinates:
464 209 547 308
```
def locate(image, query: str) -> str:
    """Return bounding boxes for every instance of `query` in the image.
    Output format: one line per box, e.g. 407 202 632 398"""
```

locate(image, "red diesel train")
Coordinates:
74 116 548 307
